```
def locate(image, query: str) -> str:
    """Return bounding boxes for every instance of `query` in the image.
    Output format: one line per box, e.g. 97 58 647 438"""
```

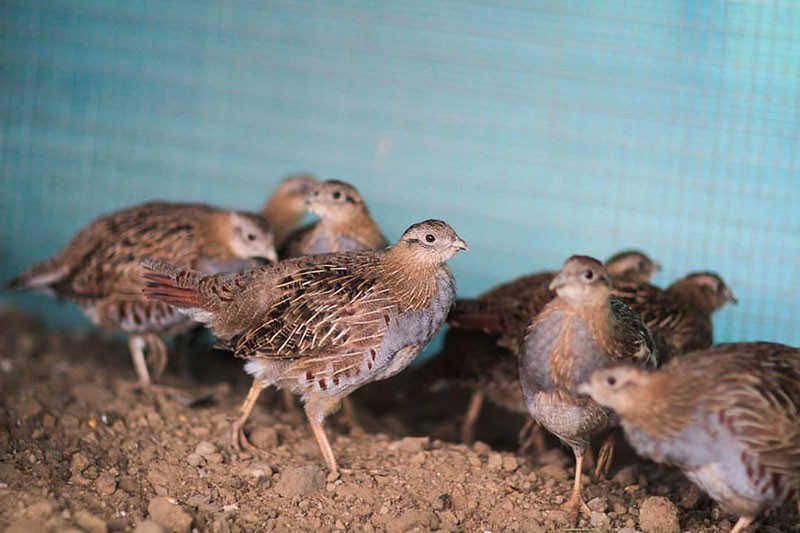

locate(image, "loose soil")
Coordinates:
0 310 796 532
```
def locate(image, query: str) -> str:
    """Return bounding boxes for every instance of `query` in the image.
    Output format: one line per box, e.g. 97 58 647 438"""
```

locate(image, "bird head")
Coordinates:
305 180 369 221
394 219 468 265
578 365 650 414
549 255 611 303
669 271 737 311
605 249 661 284
223 212 278 264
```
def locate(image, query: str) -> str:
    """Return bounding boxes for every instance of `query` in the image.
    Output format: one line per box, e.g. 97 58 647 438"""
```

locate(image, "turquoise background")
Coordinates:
2 1 798 349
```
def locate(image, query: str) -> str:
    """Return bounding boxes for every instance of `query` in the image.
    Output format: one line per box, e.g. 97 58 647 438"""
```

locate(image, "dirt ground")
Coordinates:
0 310 797 533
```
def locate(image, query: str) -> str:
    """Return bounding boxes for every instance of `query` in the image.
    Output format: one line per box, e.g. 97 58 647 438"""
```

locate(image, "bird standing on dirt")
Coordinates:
7 202 277 388
580 342 800 533
614 272 736 360
260 173 318 250
142 219 467 474
518 255 659 522
282 179 388 258
439 250 660 445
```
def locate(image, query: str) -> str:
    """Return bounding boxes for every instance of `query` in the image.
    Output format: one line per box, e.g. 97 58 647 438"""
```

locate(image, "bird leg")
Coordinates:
339 397 365 436
518 417 548 456
143 333 168 379
561 448 592 523
305 404 339 475
460 390 484 444
729 516 754 533
281 388 297 412
128 335 152 388
230 379 266 452
594 433 615 479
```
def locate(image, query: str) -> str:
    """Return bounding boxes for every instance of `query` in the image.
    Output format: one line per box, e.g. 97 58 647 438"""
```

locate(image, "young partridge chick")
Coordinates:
614 271 737 360
260 173 318 249
7 202 277 387
581 342 800 533
518 255 659 522
142 220 467 474
440 251 659 445
282 180 388 258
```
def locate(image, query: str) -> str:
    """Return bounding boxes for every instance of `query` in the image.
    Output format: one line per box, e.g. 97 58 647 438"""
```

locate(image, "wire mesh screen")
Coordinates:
1 1 798 348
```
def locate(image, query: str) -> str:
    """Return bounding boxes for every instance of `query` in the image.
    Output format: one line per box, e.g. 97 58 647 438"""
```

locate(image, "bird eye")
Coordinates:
638 260 646 270
332 191 341 200
425 234 436 243
606 376 617 386
584 270 594 280
247 233 257 241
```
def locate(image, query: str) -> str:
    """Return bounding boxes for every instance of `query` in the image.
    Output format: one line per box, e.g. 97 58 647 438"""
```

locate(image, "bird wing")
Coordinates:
608 297 660 368
228 255 393 369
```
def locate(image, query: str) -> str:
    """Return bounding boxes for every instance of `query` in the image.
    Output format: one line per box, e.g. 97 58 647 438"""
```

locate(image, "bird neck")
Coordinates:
262 200 305 246
320 209 382 241
381 245 442 311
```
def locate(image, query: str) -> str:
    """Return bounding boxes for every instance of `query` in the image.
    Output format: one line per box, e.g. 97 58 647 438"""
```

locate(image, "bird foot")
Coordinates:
558 494 592 524
230 424 260 454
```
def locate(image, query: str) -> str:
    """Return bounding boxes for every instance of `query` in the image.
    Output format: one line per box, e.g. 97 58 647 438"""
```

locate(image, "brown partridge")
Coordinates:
440 250 659 445
141 219 467 474
260 173 318 249
613 271 737 360
518 255 659 522
281 179 388 258
7 202 277 387
580 342 800 533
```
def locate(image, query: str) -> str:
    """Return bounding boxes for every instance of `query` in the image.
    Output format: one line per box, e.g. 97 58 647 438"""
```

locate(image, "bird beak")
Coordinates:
265 249 279 264
576 382 592 396
653 262 663 272
548 273 566 291
724 288 738 304
453 238 469 252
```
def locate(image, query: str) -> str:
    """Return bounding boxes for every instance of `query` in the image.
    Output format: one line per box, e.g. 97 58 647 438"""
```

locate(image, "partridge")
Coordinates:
7 202 277 387
282 179 388 258
141 219 467 473
580 342 800 533
613 271 737 360
261 173 318 249
518 255 659 521
441 251 659 444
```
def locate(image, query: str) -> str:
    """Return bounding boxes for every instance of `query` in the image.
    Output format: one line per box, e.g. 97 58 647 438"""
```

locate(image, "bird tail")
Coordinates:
6 257 69 292
447 298 504 334
140 257 207 310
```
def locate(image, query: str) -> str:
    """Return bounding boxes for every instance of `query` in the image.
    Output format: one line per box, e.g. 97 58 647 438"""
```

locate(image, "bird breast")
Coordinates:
371 269 456 382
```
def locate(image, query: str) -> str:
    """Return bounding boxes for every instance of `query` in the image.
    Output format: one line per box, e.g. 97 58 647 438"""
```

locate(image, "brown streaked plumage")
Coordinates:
261 173 318 249
581 342 800 533
518 255 659 522
282 180 388 259
7 201 277 387
613 271 737 360
141 219 467 474
440 250 659 445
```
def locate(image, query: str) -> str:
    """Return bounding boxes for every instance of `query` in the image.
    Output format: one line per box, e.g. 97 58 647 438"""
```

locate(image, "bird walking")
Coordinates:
580 342 800 533
518 255 659 522
7 202 277 388
141 219 467 474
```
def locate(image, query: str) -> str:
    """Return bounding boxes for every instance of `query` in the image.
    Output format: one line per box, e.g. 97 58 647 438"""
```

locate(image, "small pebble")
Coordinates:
274 465 326 498
148 497 192 533
186 454 204 467
591 511 611 529
194 441 217 457
388 436 430 453
487 453 503 470
639 496 680 533
133 520 166 533
74 510 107 533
